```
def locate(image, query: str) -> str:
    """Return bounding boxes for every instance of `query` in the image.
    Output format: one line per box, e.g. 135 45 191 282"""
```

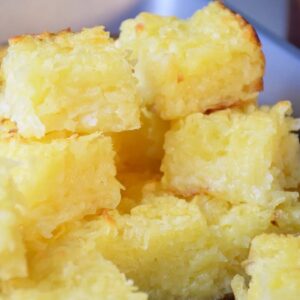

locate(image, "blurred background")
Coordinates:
1 0 300 114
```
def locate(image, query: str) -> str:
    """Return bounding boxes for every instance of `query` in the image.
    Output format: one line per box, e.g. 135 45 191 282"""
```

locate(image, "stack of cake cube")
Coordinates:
0 2 300 300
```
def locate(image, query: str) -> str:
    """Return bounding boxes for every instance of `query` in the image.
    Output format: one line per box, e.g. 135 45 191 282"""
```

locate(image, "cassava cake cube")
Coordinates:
0 27 140 138
0 124 120 242
51 194 274 300
162 101 300 205
118 1 264 120
0 232 147 300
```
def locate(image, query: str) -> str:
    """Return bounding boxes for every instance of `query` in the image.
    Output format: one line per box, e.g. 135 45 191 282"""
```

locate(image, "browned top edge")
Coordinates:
213 0 265 90
10 28 73 44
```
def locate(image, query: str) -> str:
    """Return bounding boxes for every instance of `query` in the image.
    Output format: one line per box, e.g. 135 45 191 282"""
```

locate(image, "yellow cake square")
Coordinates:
0 126 120 242
0 27 140 138
50 194 274 300
118 2 264 120
162 101 300 205
0 229 146 300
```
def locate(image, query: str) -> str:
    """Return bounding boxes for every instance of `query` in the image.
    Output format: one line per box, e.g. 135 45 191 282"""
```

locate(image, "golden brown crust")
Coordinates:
167 186 210 198
10 28 73 44
36 28 72 41
215 1 261 45
215 0 266 72
242 78 264 93
255 78 264 92
205 99 255 115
